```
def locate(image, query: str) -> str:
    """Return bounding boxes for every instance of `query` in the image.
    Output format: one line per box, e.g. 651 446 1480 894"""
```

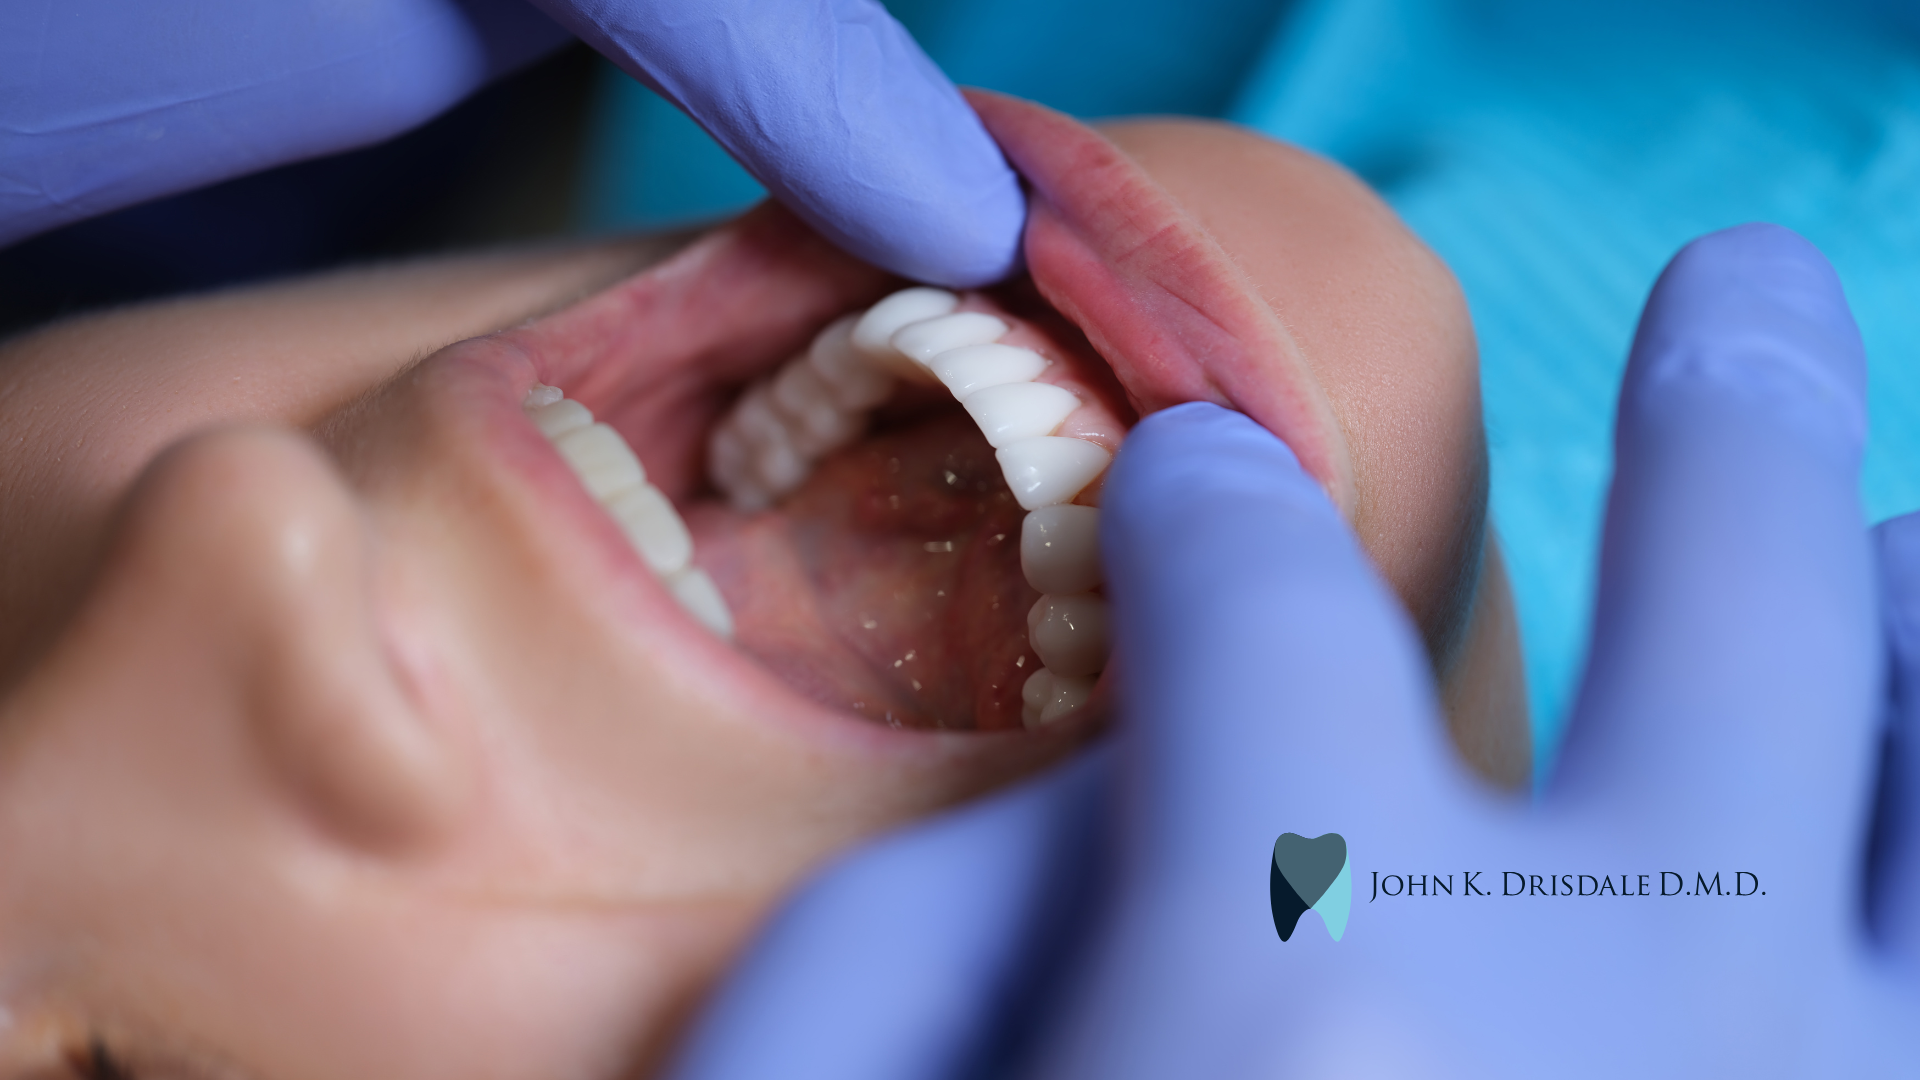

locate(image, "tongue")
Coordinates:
964 89 1355 513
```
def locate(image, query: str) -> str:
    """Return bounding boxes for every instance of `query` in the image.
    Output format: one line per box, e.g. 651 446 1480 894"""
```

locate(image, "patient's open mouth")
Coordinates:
467 93 1351 738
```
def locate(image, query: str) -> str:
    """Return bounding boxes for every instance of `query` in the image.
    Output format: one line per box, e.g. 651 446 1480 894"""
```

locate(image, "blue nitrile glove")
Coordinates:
661 223 1920 1078
0 0 1022 287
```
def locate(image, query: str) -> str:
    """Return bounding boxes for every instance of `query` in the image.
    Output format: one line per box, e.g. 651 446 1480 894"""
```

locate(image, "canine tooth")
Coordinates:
853 288 958 380
555 423 646 501
1021 504 1103 595
963 382 1080 449
667 567 734 639
996 437 1113 511
890 312 1009 367
1038 672 1096 725
1027 594 1110 678
605 483 693 576
808 315 894 410
530 398 593 440
929 343 1048 398
523 383 564 409
1022 668 1054 726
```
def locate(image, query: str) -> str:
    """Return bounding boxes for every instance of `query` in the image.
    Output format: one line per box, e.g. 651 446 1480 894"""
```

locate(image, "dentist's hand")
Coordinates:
661 224 1920 1077
0 0 1022 287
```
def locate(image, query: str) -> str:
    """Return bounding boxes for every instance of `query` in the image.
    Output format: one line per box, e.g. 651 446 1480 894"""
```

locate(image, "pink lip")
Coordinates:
966 89 1356 514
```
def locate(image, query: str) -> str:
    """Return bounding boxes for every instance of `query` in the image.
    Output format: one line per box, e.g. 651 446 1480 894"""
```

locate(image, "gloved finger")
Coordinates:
1867 511 1920 968
1554 225 1879 861
663 748 1109 1080
1022 403 1461 1077
1 0 569 246
532 0 1024 289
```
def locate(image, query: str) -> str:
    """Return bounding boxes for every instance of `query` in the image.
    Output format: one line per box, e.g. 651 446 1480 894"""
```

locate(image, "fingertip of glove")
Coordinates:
1627 223 1865 447
1108 403 1326 518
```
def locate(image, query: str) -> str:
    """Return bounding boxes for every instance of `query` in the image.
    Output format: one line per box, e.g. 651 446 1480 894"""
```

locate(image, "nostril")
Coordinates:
115 426 474 852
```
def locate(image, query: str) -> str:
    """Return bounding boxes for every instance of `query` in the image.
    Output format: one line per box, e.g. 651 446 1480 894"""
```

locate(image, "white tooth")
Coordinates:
555 423 646 501
996 437 1113 511
731 383 788 450
523 383 564 409
1027 594 1110 678
1022 668 1055 727
1039 671 1096 725
605 483 694 576
929 343 1048 399
708 423 772 512
530 398 594 440
853 288 959 380
808 315 895 410
963 382 1080 449
755 434 809 495
890 312 1009 367
1021 504 1103 595
667 567 734 639
772 360 861 455
852 287 960 358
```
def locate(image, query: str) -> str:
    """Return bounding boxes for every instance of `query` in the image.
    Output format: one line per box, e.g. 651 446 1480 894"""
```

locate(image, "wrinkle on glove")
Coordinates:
529 0 1023 286
659 227 1918 1078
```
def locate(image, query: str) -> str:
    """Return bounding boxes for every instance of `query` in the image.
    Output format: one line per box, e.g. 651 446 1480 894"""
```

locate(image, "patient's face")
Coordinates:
0 100 1506 1078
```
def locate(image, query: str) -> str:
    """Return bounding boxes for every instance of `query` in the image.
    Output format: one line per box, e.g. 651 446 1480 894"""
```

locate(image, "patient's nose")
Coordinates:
84 425 475 852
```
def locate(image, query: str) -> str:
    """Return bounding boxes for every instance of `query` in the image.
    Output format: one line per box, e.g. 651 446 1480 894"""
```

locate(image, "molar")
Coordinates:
1022 668 1097 727
808 315 895 410
962 382 1080 448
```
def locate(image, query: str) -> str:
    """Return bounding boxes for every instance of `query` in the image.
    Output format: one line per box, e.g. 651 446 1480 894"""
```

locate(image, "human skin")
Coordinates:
0 103 1524 1080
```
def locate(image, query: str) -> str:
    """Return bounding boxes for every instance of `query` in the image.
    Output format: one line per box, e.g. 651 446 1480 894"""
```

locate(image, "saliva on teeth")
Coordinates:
707 287 1117 730
522 385 734 639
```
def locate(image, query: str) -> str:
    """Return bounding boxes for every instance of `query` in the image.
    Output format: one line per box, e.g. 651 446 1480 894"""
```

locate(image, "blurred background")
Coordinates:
9 0 1920 780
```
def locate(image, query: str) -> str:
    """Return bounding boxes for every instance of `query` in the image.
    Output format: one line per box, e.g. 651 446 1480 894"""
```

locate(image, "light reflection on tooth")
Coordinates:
996 436 1113 511
1022 504 1103 595
605 484 693 576
555 423 646 501
530 398 593 440
667 567 735 639
1027 594 1110 678
808 315 894 410
929 343 1048 398
1039 672 1096 724
963 382 1080 449
890 312 1009 367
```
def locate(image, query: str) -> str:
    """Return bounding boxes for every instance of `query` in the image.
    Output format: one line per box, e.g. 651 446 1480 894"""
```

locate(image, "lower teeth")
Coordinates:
524 386 734 639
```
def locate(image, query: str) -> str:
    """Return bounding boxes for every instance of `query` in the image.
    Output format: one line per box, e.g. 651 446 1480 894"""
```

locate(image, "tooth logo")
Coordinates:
1270 832 1351 942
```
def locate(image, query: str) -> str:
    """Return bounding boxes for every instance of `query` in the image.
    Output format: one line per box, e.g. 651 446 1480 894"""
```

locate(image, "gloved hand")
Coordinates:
658 223 1920 1077
0 0 1022 288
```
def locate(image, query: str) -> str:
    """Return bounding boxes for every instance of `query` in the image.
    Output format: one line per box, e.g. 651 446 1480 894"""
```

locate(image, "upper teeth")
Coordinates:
707 287 1120 729
524 387 734 639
